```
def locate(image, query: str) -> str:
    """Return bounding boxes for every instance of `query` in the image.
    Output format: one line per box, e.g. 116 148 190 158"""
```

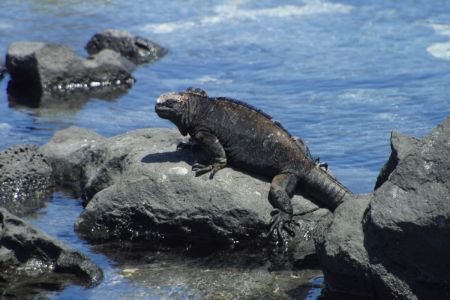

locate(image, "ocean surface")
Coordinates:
1 0 449 299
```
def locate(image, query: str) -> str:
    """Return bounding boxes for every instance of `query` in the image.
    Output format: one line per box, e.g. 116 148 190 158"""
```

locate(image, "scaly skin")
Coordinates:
155 88 351 241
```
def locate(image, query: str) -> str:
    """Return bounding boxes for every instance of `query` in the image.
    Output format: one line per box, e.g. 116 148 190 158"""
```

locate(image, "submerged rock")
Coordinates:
0 208 103 297
0 144 54 216
86 29 167 65
317 117 450 299
40 127 332 262
106 244 323 300
5 41 135 106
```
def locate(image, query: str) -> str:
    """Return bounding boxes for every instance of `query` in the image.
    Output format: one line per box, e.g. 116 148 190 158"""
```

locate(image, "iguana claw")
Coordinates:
192 162 213 177
192 162 224 179
265 209 299 244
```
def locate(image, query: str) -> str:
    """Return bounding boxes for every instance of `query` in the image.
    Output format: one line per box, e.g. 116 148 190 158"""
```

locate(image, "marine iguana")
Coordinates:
155 88 351 239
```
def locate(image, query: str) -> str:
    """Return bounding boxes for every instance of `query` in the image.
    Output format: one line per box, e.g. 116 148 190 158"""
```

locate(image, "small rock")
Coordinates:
86 29 167 65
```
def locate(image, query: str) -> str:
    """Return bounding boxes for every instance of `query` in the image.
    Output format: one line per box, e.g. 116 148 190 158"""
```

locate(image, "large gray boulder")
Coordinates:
0 208 103 297
317 116 450 299
40 127 332 261
86 29 167 65
0 144 54 216
6 42 135 97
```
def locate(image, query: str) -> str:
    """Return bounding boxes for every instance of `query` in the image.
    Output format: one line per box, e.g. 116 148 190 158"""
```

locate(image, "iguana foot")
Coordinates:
265 209 299 244
192 162 225 179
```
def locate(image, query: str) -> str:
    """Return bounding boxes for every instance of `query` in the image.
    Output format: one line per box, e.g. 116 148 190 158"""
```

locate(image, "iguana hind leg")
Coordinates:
267 172 299 240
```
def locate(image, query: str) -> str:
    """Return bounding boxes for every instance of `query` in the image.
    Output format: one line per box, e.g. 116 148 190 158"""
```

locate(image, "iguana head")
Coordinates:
156 88 208 134
155 88 207 120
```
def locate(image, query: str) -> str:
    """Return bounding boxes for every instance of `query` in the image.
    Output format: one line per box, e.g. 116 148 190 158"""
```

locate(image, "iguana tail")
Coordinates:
299 165 351 211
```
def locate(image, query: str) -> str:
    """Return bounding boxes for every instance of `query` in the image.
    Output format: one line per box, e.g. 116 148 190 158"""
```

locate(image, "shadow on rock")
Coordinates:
141 147 210 166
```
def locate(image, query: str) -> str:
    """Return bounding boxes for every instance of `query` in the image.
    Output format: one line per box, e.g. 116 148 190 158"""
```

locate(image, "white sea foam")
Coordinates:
142 0 354 34
0 22 12 30
427 42 450 61
429 23 450 37
0 123 12 131
196 75 233 84
427 23 450 60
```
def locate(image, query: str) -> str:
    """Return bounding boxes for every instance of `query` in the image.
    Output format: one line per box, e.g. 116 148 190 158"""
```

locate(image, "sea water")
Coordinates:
0 0 449 298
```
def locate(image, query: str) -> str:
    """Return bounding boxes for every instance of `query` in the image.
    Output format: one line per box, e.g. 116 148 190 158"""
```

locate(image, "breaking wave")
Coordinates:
427 23 450 60
142 0 354 34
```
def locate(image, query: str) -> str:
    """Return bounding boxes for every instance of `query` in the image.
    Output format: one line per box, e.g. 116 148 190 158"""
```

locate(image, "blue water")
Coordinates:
1 0 449 298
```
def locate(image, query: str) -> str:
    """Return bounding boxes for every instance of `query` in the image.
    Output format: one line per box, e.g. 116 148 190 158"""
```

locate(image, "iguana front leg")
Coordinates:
267 173 299 242
190 129 227 178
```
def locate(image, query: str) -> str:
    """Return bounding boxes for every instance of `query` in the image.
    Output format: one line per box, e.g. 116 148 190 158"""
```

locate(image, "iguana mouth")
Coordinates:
154 104 173 118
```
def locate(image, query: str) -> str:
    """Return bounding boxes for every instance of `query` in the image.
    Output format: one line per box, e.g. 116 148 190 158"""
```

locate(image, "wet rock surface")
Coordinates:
7 79 130 110
40 127 332 263
5 41 135 106
86 29 167 65
0 144 54 216
101 243 323 300
317 116 450 299
0 208 103 298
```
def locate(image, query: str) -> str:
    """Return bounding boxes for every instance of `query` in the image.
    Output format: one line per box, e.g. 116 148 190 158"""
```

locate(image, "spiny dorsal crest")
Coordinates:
214 96 294 138
185 87 208 98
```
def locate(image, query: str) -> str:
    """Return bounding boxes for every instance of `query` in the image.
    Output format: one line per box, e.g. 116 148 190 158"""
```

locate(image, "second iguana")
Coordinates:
155 88 351 239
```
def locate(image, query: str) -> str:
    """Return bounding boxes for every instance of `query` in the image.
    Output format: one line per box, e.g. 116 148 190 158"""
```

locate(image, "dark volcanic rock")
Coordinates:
0 208 103 297
374 131 421 189
0 144 54 216
39 127 106 194
86 29 167 65
317 117 450 299
5 41 135 106
40 127 332 261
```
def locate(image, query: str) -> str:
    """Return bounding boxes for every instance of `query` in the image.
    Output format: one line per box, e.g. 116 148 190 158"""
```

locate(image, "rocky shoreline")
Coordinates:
0 116 448 298
1 27 449 300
